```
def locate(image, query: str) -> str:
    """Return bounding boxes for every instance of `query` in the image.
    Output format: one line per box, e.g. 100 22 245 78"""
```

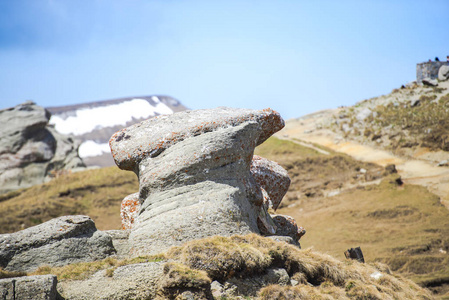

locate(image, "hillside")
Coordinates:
1 135 448 297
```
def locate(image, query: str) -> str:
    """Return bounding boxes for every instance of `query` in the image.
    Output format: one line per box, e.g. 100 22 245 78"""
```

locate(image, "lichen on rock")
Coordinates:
110 107 305 254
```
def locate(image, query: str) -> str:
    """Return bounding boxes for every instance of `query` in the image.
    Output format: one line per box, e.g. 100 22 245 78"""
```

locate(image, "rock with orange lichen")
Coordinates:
109 107 304 254
251 155 290 210
120 192 140 230
109 107 284 172
271 214 306 242
119 156 292 232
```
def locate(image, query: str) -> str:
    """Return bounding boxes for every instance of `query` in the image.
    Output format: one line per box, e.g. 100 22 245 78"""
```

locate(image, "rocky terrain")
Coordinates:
279 80 449 209
47 95 188 167
0 101 85 194
2 70 449 298
0 106 434 299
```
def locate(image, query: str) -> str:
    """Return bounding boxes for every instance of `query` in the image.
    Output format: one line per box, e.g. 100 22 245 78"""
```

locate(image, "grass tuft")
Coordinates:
165 234 432 299
0 268 27 279
31 255 164 281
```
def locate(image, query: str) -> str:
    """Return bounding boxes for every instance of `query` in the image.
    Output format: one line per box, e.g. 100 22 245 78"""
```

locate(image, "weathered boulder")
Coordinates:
355 108 372 122
110 107 303 254
0 275 58 300
271 215 306 241
0 215 115 272
212 268 291 298
438 65 449 81
119 155 291 231
0 101 85 194
58 262 164 300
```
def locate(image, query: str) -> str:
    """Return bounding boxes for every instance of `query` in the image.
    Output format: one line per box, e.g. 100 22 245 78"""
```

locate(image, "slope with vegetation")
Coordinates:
1 136 448 297
3 234 433 299
332 81 449 162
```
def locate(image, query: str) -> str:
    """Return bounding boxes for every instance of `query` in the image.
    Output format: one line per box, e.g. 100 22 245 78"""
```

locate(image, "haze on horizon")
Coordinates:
0 0 448 120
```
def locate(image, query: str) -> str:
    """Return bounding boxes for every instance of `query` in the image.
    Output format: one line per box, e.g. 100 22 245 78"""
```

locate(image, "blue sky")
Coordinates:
0 0 448 120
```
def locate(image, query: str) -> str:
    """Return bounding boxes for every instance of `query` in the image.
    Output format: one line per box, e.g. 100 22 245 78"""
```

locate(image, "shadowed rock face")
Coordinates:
110 107 304 254
0 101 85 194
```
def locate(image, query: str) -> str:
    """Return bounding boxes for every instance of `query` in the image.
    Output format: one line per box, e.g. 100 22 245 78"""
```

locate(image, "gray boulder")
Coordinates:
58 262 164 300
438 65 449 81
212 268 290 298
110 107 287 254
0 215 115 272
355 108 372 122
0 101 85 194
0 275 57 300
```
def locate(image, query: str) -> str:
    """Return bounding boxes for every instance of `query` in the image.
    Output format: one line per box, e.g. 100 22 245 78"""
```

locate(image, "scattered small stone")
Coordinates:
410 98 421 107
344 247 365 263
438 160 449 167
370 271 383 280
356 108 372 122
422 78 438 86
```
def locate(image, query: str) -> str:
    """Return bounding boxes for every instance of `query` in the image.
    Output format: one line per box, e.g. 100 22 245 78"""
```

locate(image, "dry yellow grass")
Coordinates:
166 234 432 299
0 166 138 233
31 255 164 281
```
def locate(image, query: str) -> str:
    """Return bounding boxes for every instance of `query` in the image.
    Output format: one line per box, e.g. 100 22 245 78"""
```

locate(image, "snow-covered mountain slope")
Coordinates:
47 95 188 167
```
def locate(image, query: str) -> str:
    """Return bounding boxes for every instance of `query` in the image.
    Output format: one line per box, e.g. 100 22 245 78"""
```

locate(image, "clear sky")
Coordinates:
0 0 448 120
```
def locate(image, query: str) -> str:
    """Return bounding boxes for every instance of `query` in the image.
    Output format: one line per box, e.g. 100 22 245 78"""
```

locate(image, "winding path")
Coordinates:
275 109 449 209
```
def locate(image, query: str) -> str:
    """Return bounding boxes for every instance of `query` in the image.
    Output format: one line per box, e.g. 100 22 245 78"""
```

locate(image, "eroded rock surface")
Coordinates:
251 155 290 210
0 275 58 300
0 215 115 272
110 107 304 254
0 101 85 194
58 262 164 300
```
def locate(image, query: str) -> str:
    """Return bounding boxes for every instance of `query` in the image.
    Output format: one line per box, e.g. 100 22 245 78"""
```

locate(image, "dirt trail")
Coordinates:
276 109 449 209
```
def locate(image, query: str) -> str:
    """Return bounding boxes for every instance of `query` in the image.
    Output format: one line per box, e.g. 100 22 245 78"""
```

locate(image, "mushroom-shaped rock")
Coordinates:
110 107 284 172
119 155 292 232
110 108 285 254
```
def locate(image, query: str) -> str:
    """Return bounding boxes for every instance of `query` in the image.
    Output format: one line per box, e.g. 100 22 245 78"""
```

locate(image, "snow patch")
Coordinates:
49 98 173 135
78 141 110 158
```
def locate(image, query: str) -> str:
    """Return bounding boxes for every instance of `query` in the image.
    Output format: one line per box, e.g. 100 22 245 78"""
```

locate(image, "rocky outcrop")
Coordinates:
0 275 58 300
0 215 115 272
0 101 85 194
110 107 304 254
439 65 449 81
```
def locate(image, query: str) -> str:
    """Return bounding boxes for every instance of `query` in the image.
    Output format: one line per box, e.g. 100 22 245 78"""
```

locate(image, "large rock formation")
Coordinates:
0 215 115 272
110 107 304 254
0 101 85 194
